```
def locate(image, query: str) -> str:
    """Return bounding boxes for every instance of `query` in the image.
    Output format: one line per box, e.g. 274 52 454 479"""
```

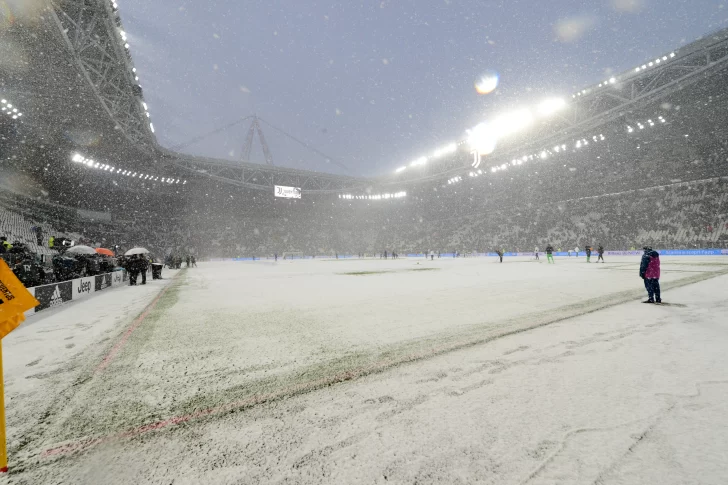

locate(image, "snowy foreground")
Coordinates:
3 256 728 484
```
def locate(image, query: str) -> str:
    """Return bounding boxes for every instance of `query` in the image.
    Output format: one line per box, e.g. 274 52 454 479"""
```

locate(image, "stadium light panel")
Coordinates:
662 56 668 61
655 58 660 64
609 77 616 84
395 166 407 173
149 123 155 133
642 65 647 69
635 67 640 72
537 98 566 117
670 52 675 57
648 62 653 67
0 99 5 104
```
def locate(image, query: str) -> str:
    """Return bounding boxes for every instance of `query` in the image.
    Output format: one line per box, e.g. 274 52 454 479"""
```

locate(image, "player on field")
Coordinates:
534 246 540 261
597 245 605 263
545 245 554 264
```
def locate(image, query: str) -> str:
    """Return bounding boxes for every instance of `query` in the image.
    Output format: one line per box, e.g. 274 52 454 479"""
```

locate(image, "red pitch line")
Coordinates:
94 273 180 374
42 341 469 459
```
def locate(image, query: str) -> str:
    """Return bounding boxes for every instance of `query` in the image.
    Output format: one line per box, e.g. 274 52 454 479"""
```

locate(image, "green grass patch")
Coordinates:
341 270 389 276
340 267 440 276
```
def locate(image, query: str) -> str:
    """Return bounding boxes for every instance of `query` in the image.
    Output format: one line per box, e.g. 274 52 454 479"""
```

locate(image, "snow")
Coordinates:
2 256 728 484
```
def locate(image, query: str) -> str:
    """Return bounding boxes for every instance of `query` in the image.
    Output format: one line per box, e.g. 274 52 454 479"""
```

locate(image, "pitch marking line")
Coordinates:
94 271 183 374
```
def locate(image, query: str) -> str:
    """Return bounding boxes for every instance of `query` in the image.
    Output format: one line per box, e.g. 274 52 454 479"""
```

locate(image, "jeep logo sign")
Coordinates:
73 277 96 299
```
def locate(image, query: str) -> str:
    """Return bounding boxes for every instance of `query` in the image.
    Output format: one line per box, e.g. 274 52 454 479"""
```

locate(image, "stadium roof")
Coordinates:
5 2 728 196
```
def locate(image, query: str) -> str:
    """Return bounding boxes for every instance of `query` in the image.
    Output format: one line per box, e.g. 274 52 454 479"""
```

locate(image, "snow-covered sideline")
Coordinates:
3 257 728 484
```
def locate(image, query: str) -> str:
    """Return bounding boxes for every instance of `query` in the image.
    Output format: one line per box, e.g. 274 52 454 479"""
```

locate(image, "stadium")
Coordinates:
1 1 728 484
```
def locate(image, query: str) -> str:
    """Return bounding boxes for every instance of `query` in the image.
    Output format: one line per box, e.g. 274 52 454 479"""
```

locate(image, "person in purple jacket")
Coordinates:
639 246 661 304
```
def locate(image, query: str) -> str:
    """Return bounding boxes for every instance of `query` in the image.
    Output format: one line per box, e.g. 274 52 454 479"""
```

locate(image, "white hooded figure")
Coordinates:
575 246 580 256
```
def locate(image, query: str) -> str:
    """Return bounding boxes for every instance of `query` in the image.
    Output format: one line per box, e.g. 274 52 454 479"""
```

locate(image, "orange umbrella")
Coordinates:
95 248 114 256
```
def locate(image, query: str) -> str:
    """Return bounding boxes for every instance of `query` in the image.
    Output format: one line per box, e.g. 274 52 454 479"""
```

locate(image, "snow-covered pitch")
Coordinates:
5 255 728 484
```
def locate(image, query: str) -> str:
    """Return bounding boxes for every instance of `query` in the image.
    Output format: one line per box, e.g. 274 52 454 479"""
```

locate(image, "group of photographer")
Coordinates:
0 231 169 288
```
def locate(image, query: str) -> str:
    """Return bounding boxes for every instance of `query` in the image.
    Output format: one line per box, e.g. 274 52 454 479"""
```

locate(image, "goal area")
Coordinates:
282 252 305 260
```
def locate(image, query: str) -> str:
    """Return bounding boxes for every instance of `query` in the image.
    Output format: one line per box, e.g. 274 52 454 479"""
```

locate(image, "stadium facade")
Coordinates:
1 2 728 256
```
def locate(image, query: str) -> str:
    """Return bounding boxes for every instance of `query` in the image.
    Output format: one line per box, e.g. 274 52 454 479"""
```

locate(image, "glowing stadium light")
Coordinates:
537 98 566 117
540 150 548 159
410 156 427 167
627 126 634 133
642 65 647 69
655 58 660 64
467 122 497 155
562 144 566 150
183 180 187 185
432 143 457 158
635 67 640 72
149 123 155 133
662 56 668 61
395 166 407 173
493 108 534 137
0 99 5 104
670 52 675 57
72 153 82 162
609 77 616 84
576 140 582 148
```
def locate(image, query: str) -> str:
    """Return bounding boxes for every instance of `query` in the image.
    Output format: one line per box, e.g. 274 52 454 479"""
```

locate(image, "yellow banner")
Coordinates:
0 259 39 339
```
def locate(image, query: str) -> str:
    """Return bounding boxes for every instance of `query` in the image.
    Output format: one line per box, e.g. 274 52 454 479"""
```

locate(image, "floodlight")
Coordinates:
537 98 566 117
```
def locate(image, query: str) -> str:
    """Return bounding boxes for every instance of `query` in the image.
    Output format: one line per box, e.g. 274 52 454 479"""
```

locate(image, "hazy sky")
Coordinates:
120 0 728 176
